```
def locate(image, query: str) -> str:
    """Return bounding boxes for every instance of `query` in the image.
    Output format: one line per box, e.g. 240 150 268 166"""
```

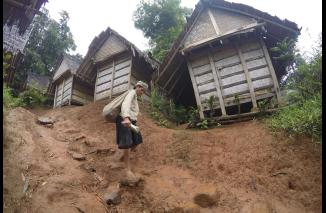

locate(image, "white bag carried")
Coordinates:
102 90 130 122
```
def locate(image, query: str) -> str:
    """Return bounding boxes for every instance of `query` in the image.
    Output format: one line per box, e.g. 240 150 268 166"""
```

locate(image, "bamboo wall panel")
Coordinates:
221 73 246 87
252 78 273 90
190 56 210 68
97 74 112 85
215 54 240 67
94 57 131 101
186 36 279 117
95 90 111 101
246 57 267 70
114 66 130 79
212 47 237 61
197 81 216 94
113 75 129 87
112 83 129 96
242 49 264 60
219 63 243 77
249 67 270 79
184 8 216 47
200 91 219 102
98 67 113 78
192 64 211 77
94 35 127 62
195 73 214 85
211 8 256 35
95 81 111 94
54 75 75 107
115 59 130 71
222 83 249 97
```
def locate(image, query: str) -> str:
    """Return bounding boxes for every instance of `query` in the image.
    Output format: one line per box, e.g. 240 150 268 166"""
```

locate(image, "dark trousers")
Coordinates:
115 116 142 149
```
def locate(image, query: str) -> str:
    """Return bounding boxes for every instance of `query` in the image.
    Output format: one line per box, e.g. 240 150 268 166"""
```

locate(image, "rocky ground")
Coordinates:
3 101 322 213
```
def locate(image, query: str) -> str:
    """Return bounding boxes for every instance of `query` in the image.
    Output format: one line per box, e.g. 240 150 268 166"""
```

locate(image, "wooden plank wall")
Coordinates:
54 75 73 107
71 81 93 105
187 39 277 117
94 55 131 101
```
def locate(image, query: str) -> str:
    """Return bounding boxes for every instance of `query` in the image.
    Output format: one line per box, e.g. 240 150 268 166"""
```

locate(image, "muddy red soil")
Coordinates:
3 101 322 213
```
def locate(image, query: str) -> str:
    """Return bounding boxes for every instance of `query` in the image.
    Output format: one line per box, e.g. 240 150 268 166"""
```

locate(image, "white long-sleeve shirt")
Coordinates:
120 89 139 121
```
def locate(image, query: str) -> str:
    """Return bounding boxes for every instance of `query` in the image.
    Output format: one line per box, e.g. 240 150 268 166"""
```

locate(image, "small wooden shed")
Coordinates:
154 0 300 119
76 27 159 102
48 54 94 108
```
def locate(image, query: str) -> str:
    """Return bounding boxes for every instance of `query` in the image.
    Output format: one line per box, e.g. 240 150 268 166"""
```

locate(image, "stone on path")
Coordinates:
37 117 54 125
103 184 121 205
68 151 86 161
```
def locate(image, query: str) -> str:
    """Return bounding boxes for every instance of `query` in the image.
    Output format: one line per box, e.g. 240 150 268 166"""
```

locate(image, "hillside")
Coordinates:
3 101 322 213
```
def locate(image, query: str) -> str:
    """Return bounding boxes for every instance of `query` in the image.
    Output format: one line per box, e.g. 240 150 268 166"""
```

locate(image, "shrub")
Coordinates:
18 86 51 107
267 36 322 142
3 85 23 114
149 87 188 126
267 94 322 142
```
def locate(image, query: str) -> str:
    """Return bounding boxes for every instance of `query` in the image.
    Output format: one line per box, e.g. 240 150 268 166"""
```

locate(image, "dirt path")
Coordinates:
3 102 322 213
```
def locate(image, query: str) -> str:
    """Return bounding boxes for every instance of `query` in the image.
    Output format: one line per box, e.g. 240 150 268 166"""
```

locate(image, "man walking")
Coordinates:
115 81 148 177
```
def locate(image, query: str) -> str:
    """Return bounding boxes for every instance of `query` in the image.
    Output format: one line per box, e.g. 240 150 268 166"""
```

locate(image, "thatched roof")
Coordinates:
52 54 82 82
3 0 48 35
47 54 83 95
155 0 301 86
76 26 159 85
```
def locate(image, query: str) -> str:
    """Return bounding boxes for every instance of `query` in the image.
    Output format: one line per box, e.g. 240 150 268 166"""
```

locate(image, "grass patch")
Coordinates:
267 94 322 143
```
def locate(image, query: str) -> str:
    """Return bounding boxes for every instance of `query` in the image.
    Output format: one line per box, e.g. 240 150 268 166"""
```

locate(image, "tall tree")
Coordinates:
133 0 191 61
13 8 77 90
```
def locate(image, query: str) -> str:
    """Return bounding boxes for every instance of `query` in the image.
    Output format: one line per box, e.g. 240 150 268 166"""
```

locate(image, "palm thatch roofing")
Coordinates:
47 54 83 95
76 26 159 85
154 0 301 88
3 0 48 35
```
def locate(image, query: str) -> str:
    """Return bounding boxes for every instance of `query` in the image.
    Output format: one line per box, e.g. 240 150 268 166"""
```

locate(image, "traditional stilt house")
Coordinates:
3 0 47 86
48 54 94 108
76 27 159 102
154 0 300 119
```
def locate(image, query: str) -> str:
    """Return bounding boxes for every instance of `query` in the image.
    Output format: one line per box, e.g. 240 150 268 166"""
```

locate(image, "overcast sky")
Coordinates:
44 0 322 58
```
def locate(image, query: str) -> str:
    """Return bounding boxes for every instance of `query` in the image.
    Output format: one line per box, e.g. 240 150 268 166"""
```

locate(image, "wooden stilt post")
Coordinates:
260 39 283 106
235 43 258 111
187 60 204 119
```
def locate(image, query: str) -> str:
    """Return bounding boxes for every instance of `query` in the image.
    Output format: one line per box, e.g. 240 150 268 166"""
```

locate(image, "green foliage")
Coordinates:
270 37 297 69
285 51 322 103
18 87 52 107
14 8 77 90
267 37 322 142
186 106 200 128
207 95 215 118
234 94 240 114
267 95 322 142
3 52 12 79
149 87 189 126
3 85 23 114
133 0 191 61
197 119 208 129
